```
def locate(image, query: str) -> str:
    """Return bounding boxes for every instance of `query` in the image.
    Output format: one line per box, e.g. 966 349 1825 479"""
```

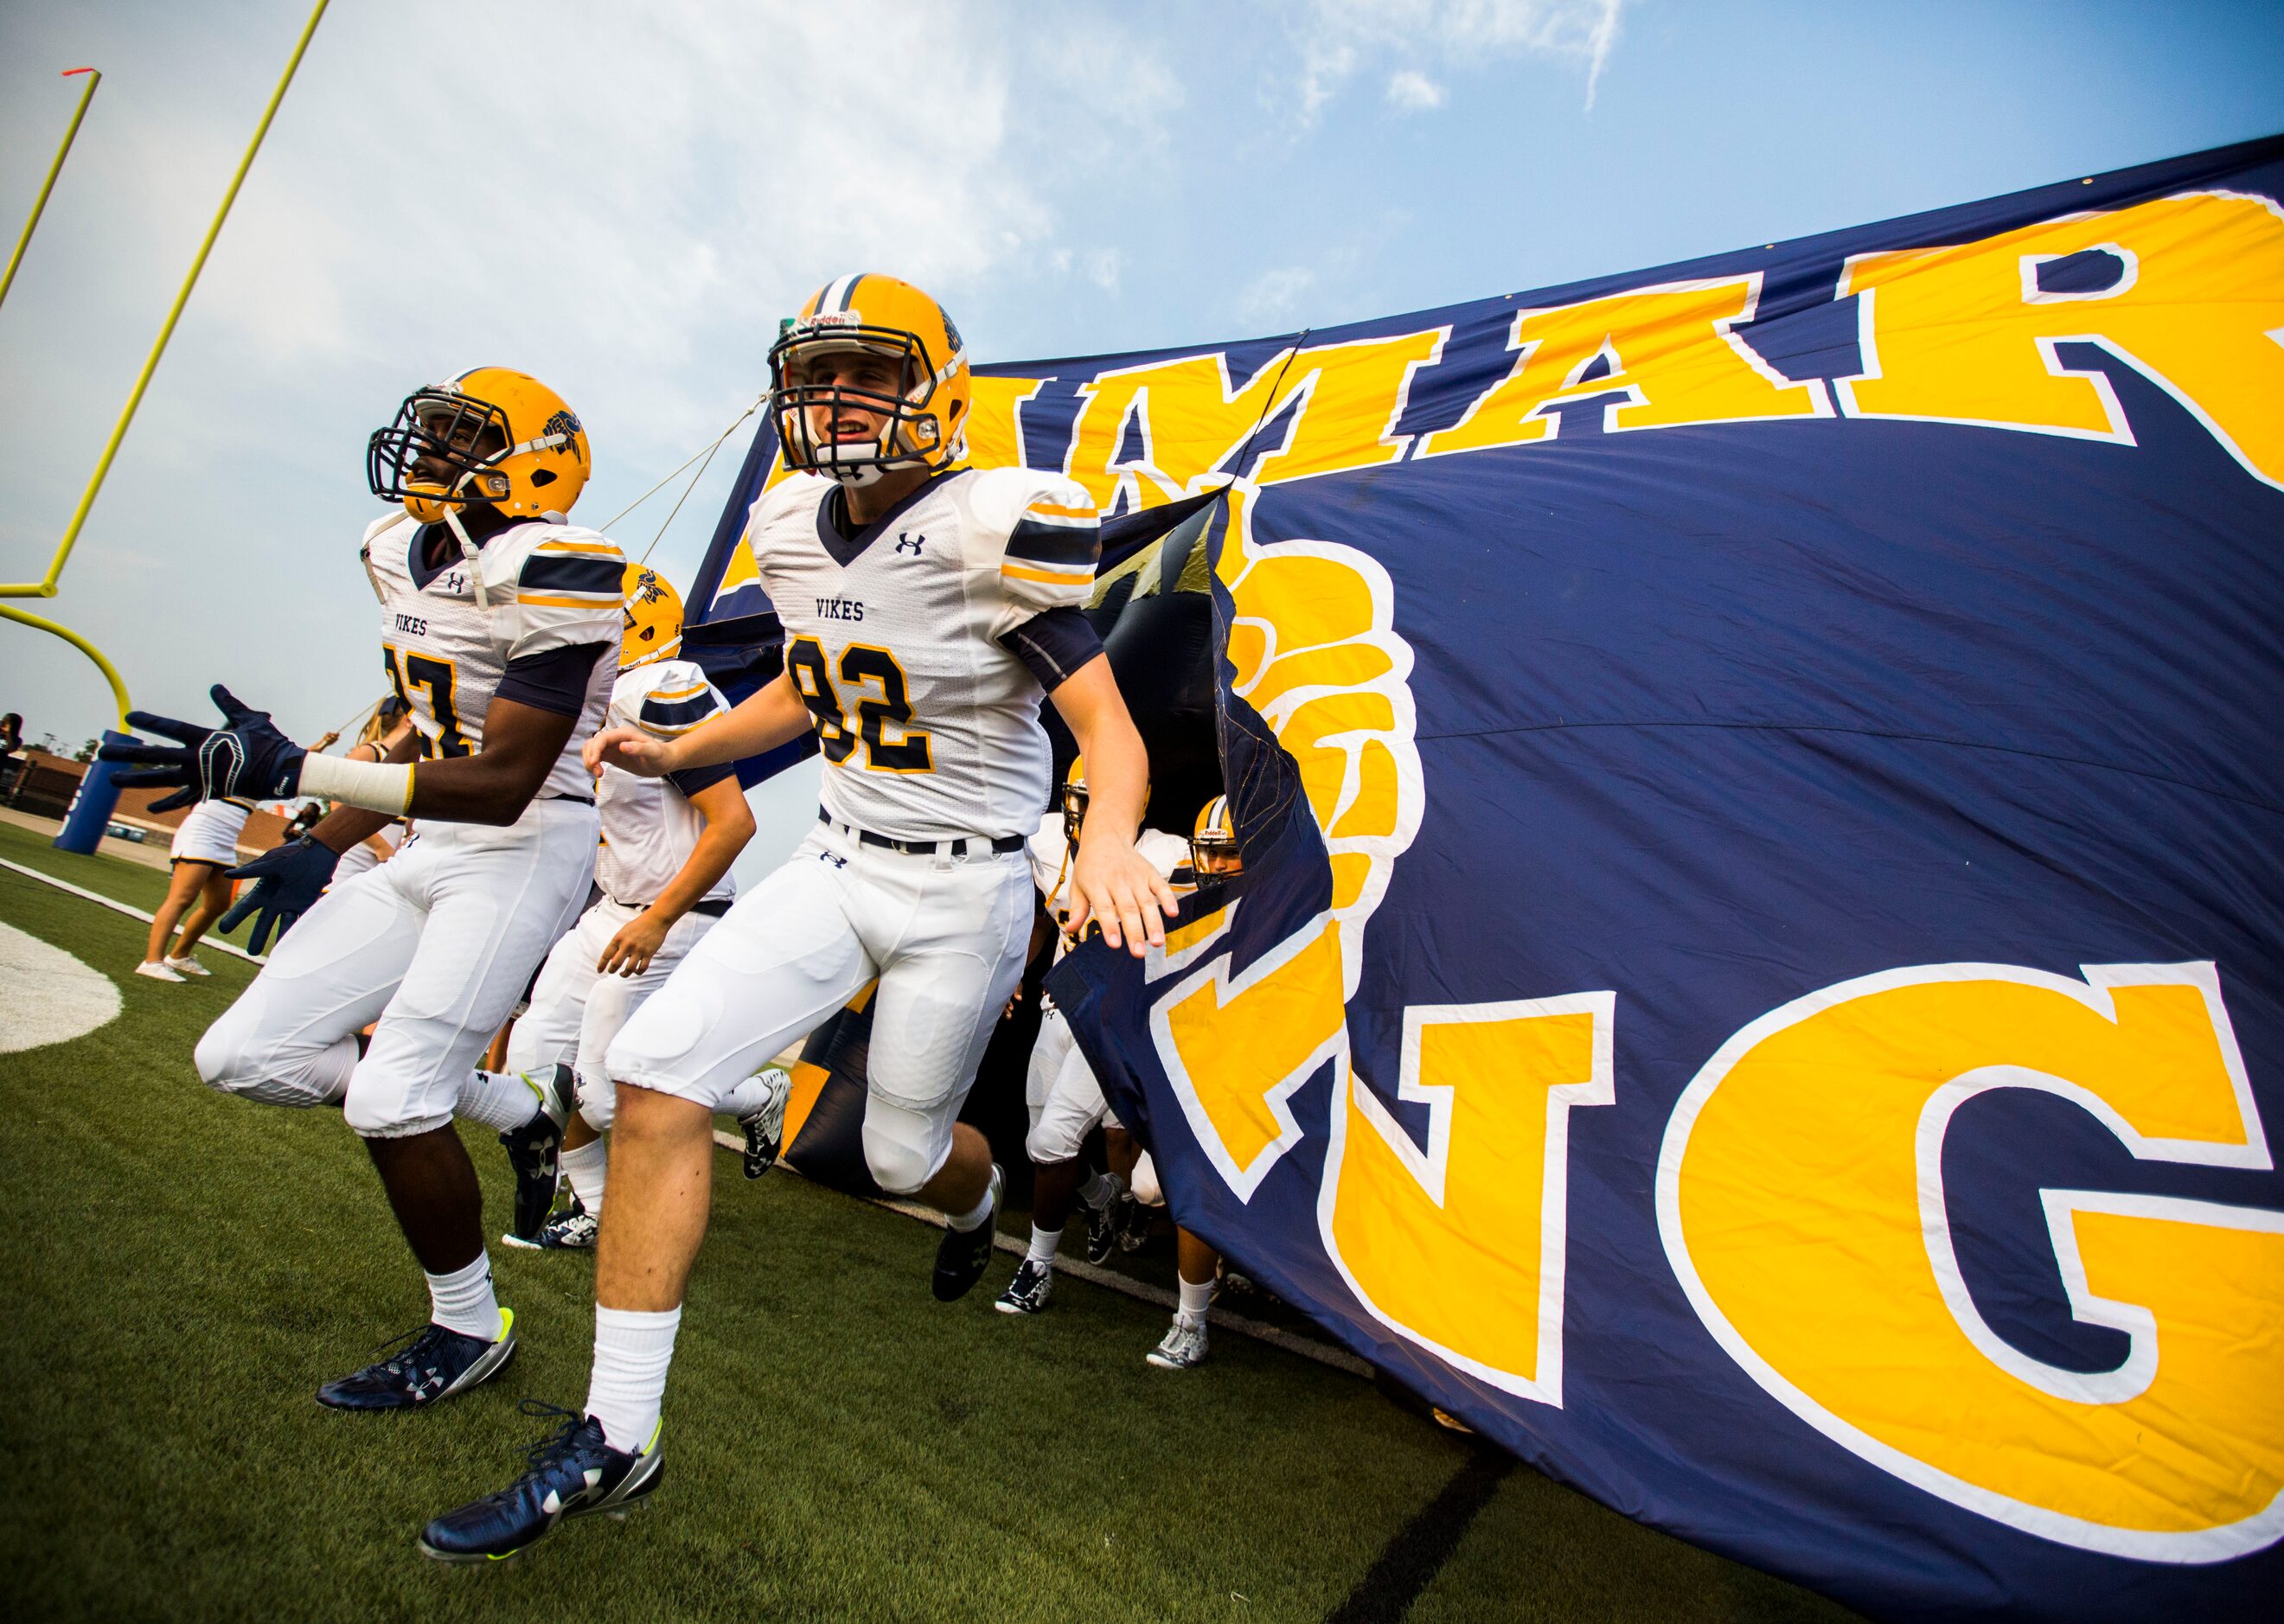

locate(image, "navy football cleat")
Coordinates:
931 1163 1002 1302
316 1313 515 1410
739 1067 792 1180
501 1194 597 1252
501 1066 573 1243
419 1403 661 1564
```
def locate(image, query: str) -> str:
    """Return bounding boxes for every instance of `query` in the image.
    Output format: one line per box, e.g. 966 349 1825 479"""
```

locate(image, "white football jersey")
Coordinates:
595 657 737 909
361 511 623 801
743 466 1100 841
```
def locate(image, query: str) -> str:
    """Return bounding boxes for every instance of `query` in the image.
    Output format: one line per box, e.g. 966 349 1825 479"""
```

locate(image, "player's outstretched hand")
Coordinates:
1068 838 1180 959
221 834 340 955
597 907 670 977
585 726 675 778
100 685 308 812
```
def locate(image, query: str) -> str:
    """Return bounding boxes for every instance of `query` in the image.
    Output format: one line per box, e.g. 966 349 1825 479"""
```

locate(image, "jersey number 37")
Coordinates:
784 636 932 773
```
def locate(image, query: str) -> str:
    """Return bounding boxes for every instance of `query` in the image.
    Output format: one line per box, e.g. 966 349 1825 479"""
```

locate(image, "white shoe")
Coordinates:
134 961 186 982
164 956 210 977
1147 1314 1209 1370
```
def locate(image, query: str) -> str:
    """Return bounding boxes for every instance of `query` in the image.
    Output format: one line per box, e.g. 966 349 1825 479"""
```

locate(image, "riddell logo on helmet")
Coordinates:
798 310 864 331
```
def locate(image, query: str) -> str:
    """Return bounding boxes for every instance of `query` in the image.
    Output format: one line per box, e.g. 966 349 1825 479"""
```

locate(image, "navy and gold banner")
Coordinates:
694 136 2284 1621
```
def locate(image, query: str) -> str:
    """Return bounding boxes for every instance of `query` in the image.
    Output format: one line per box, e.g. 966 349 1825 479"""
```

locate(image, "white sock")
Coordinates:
1079 1169 1122 1208
427 1254 502 1340
948 1165 1002 1232
561 1137 608 1214
459 1068 550 1132
1177 1275 1213 1322
718 1073 773 1119
1027 1223 1063 1264
585 1304 681 1454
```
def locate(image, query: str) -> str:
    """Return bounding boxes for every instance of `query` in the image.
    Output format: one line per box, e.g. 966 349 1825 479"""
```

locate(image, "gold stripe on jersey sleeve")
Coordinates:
648 683 708 700
1001 560 1094 585
531 539 624 556
517 591 622 608
1024 501 1094 522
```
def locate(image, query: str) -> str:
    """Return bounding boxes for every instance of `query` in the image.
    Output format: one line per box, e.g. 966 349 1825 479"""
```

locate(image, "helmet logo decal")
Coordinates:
544 409 585 462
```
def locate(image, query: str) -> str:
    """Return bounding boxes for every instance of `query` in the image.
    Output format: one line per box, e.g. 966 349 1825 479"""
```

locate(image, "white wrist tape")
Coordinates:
297 751 414 816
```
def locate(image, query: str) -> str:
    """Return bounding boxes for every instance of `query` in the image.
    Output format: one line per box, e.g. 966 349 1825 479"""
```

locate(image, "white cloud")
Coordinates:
1238 266 1318 324
0 0 1178 758
1283 0 1626 123
1386 69 1447 111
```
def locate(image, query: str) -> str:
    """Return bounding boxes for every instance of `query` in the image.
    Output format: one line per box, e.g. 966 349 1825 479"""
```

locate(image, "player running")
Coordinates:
995 759 1188 1315
489 564 790 1252
419 273 1177 1562
101 369 624 1412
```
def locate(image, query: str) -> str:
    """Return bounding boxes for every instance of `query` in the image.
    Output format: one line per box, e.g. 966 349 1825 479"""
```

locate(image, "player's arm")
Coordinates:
585 668 812 779
303 640 607 826
597 773 755 976
393 694 585 824
1048 655 1178 956
305 724 423 853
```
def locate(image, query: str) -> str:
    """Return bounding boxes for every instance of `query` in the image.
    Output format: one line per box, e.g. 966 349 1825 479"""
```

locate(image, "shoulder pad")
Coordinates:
512 525 624 607
749 471 831 527
632 662 723 737
963 466 1093 540
362 511 410 546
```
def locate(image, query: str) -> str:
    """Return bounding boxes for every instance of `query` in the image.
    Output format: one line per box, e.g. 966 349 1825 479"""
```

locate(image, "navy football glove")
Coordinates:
100 685 308 813
220 834 340 955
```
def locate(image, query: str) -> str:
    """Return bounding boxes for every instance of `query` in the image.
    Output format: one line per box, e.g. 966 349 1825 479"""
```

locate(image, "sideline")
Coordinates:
0 856 266 965
709 1125 1374 1382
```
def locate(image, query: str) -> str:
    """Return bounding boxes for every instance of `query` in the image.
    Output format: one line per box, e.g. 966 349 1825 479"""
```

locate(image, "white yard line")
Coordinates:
0 856 267 964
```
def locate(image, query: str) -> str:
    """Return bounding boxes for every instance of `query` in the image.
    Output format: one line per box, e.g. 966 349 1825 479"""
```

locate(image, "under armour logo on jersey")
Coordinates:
441 571 469 595
895 532 925 555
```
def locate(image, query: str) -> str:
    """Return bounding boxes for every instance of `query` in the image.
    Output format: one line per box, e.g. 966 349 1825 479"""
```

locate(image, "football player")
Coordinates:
994 758 1188 1315
101 368 624 1411
492 564 790 1252
419 273 1176 1561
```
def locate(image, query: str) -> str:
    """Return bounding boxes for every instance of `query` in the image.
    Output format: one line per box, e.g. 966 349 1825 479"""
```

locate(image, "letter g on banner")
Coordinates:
1657 962 2284 1562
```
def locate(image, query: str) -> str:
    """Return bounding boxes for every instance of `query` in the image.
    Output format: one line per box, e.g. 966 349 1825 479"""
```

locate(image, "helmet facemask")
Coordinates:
770 324 957 488
368 391 516 523
1061 770 1090 848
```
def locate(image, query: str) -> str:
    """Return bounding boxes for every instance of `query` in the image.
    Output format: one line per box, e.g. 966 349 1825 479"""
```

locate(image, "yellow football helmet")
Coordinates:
1061 756 1089 847
769 273 969 487
368 367 591 523
1191 794 1241 879
622 564 684 670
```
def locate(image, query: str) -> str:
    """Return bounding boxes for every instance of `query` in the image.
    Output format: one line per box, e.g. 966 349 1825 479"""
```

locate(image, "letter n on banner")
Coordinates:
1322 993 1615 1406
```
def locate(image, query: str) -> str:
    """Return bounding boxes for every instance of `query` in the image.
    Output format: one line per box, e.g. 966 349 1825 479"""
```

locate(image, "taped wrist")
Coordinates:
297 750 415 815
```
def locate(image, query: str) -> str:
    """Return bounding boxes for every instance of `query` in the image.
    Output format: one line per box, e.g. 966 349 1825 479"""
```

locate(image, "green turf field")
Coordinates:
0 824 1861 1623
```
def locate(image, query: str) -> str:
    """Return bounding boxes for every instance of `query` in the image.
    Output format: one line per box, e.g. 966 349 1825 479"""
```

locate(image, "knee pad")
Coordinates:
194 1010 350 1109
862 1109 947 1197
1130 1152 1162 1207
574 1064 616 1133
1026 1117 1084 1168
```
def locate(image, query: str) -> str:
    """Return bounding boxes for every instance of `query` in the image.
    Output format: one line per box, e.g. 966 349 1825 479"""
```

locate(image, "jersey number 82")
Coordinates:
784 636 932 774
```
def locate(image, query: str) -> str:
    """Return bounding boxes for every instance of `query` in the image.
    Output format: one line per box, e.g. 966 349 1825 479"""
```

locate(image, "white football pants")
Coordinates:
605 822 1031 1196
195 801 598 1137
1024 1002 1119 1165
506 897 719 1133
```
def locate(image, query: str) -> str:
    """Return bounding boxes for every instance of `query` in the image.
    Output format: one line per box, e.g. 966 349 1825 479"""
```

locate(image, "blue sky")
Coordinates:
1 0 2278 869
